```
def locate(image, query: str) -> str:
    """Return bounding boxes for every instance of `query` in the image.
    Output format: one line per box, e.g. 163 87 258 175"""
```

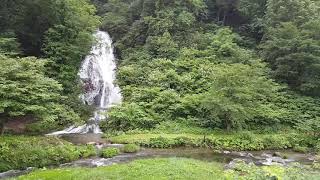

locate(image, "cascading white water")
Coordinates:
48 31 122 135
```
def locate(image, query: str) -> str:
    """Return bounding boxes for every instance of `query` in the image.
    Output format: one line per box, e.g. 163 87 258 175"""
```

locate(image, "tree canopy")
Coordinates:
0 0 319 134
0 55 82 132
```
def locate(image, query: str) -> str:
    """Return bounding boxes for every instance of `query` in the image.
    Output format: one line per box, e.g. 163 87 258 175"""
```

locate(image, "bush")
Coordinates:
312 163 320 170
293 145 309 153
101 148 120 158
149 137 172 148
262 135 291 150
107 103 160 132
173 137 193 147
109 132 320 151
315 141 320 152
123 144 140 153
78 145 97 158
0 56 83 132
0 136 93 172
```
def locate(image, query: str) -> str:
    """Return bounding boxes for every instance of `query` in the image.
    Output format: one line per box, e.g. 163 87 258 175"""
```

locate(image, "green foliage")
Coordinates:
123 144 140 153
109 132 318 151
313 162 320 170
101 148 120 158
78 145 97 158
152 121 213 134
0 136 95 172
146 32 178 59
273 93 320 133
199 63 281 130
0 33 20 56
0 0 100 130
105 26 285 132
96 0 320 133
95 0 319 135
106 102 159 132
2 0 320 138
293 146 309 153
261 21 320 96
1 0 99 57
316 142 320 152
149 137 172 148
265 0 319 27
0 55 82 132
42 0 100 94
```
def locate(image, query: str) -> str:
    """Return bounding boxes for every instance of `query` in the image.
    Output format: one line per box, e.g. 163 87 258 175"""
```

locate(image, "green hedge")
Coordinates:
0 136 96 172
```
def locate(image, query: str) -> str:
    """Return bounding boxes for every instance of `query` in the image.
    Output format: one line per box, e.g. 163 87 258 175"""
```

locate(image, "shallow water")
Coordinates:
60 147 315 168
0 147 316 179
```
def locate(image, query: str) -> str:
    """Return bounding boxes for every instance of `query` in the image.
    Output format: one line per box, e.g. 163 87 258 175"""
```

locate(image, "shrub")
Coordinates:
109 133 319 151
293 145 309 153
315 142 320 152
173 137 193 147
101 148 120 158
149 137 172 148
123 144 140 153
107 103 160 132
312 163 320 170
78 145 97 158
262 135 291 150
0 136 91 172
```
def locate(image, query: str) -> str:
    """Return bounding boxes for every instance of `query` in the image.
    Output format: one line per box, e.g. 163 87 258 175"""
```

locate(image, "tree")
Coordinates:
265 0 319 27
238 0 267 42
0 55 82 133
200 63 281 131
261 21 320 96
0 33 20 56
42 0 100 93
107 102 159 131
146 32 178 59
0 0 99 92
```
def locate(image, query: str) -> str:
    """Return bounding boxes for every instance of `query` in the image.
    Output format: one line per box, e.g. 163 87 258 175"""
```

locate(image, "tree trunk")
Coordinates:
0 124 4 136
217 8 221 22
223 11 227 26
224 112 232 132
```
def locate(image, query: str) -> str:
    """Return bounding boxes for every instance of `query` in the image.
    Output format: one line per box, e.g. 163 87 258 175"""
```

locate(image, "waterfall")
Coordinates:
48 31 122 135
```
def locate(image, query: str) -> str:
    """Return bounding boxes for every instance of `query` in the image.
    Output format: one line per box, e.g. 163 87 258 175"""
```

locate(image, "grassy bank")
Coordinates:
107 132 319 152
14 158 320 180
0 136 96 172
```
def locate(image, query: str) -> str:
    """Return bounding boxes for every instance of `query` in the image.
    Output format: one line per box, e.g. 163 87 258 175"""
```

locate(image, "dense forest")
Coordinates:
0 0 320 134
1 0 320 179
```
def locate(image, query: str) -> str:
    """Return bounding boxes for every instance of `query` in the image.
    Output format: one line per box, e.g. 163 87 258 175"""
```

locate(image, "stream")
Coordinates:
1 145 316 179
60 147 316 168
